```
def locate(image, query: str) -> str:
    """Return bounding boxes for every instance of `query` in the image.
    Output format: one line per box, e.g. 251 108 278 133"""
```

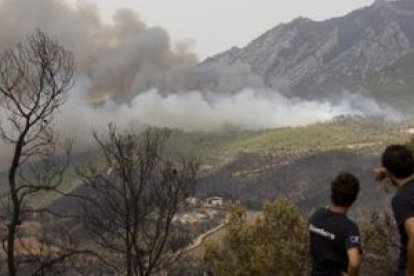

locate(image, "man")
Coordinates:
376 145 414 276
309 173 362 276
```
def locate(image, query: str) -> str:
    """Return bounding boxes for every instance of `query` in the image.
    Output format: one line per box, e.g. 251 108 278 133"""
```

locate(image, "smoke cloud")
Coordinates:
0 0 402 157
0 0 200 100
0 0 265 100
56 88 400 152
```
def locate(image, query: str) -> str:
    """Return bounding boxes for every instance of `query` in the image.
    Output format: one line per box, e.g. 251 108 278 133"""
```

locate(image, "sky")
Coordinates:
79 0 376 59
67 0 374 58
66 0 374 58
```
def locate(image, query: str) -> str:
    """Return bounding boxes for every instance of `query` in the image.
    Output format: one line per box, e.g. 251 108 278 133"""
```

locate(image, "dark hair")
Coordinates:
382 145 414 179
331 173 360 207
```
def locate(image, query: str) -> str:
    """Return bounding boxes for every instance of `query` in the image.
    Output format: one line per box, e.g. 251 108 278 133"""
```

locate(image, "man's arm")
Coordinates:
404 218 414 276
346 248 362 276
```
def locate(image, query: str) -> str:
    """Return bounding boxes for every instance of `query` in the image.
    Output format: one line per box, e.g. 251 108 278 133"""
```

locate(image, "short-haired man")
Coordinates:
376 145 414 276
309 173 362 276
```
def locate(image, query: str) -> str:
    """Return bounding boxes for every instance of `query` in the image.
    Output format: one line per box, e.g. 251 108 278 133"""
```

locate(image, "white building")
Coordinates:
206 197 223 207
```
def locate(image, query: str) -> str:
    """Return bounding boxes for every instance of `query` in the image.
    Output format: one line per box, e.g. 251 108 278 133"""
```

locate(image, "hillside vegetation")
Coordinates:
0 116 408 209
167 117 406 169
200 198 398 276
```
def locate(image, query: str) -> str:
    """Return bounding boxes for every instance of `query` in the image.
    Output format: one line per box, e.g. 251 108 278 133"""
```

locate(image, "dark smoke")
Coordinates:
0 0 193 101
0 0 264 101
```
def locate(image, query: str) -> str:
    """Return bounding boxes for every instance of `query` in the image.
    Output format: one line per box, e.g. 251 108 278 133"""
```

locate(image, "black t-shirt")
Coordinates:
309 207 362 276
392 179 414 271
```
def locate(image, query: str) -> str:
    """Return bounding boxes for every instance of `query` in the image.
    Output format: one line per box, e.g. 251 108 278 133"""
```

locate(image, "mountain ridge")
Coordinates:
203 0 414 100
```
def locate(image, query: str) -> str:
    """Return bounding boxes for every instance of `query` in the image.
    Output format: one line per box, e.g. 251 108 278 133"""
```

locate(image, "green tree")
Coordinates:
205 198 309 276
407 137 414 152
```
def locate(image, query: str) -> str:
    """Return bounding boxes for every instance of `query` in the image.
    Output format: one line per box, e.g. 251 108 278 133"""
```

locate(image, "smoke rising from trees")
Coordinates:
57 88 400 153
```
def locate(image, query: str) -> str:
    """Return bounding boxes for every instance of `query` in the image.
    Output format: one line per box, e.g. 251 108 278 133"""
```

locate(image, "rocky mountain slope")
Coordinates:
357 50 414 111
204 0 414 100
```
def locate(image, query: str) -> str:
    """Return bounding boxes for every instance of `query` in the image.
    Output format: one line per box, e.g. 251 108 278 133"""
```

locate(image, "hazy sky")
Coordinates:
70 0 375 59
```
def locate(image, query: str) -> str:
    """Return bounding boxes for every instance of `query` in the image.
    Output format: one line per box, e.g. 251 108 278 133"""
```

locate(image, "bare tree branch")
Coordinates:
0 29 75 276
79 125 198 276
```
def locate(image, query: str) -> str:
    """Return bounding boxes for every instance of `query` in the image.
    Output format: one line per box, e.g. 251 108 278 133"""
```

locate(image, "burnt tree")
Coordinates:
0 30 74 275
79 125 198 276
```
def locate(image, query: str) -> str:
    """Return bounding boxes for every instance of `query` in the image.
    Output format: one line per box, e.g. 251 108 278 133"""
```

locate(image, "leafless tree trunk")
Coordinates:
79 125 198 276
0 30 74 276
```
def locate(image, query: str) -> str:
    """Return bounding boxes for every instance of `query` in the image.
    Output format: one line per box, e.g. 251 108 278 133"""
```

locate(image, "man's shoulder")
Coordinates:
309 208 356 229
401 179 414 194
393 184 414 206
309 207 326 222
391 183 414 225
343 217 359 232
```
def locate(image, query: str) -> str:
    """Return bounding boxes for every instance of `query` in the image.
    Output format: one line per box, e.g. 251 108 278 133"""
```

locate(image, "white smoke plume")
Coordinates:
56 88 400 152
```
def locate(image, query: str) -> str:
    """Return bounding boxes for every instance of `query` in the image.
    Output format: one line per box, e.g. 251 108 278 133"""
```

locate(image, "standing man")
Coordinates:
376 145 414 276
309 173 362 276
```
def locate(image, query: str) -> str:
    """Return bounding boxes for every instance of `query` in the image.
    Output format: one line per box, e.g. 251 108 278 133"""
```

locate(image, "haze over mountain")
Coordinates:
204 0 414 102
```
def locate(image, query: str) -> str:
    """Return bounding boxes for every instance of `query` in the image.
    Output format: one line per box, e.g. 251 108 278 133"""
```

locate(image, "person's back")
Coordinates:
392 179 414 273
310 207 360 276
376 145 414 275
309 173 362 276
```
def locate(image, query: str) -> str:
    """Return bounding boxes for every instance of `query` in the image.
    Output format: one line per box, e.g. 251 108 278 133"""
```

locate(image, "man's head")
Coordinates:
381 145 414 179
331 173 360 207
